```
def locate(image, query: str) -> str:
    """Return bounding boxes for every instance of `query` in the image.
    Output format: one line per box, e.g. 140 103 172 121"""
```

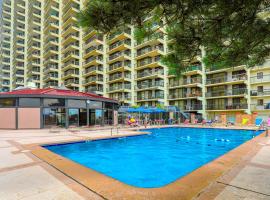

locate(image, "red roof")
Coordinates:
0 88 117 102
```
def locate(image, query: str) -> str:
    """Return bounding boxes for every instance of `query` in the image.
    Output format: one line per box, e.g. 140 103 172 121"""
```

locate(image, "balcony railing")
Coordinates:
250 74 270 83
109 39 131 50
170 77 202 87
137 45 164 56
137 56 161 67
137 71 164 78
251 104 270 110
169 92 202 99
206 74 247 84
206 103 248 110
84 66 103 74
184 65 202 72
109 61 131 71
206 88 247 97
250 89 270 96
137 82 164 89
137 94 164 100
109 51 131 61
64 79 79 85
109 74 131 81
184 104 203 110
109 84 131 91
108 29 131 41
85 46 103 54
86 87 103 93
84 77 103 83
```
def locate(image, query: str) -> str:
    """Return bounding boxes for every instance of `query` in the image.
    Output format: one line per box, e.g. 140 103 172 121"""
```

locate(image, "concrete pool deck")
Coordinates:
0 126 269 200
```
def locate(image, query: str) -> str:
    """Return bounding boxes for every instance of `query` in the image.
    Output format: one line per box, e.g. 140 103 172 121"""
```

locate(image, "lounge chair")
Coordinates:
255 118 263 127
241 118 249 126
184 119 190 125
227 116 236 126
202 119 207 125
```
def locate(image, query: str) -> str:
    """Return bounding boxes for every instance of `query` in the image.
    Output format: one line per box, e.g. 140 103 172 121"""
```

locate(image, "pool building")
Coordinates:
0 87 119 129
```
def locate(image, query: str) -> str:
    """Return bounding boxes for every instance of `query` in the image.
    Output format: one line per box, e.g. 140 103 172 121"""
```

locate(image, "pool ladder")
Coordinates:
259 122 268 137
111 126 120 136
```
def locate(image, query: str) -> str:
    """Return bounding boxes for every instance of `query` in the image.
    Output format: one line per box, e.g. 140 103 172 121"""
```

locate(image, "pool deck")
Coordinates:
0 125 269 200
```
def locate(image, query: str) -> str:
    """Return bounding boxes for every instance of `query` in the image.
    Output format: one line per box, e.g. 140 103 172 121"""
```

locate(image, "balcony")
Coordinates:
112 96 132 103
135 33 164 49
251 89 270 97
136 70 164 80
168 92 202 100
206 88 247 98
137 56 162 70
108 61 131 73
136 94 164 101
169 77 202 88
84 46 103 58
206 74 247 86
108 73 131 82
84 56 103 67
182 65 202 75
108 39 131 54
108 84 131 93
183 104 203 111
84 76 103 84
86 86 103 94
206 103 248 110
83 66 103 76
64 79 79 86
62 61 79 71
108 51 131 64
84 35 103 48
250 74 270 84
136 82 164 90
107 29 131 44
62 70 79 79
136 45 164 60
251 104 270 111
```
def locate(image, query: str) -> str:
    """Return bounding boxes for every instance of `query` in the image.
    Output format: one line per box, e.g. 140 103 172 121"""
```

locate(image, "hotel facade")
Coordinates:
1 0 270 120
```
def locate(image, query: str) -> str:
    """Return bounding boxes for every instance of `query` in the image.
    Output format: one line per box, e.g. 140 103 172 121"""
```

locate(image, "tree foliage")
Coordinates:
78 0 270 75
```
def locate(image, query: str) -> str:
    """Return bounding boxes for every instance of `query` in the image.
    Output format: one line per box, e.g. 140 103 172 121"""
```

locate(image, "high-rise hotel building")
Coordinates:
1 0 270 119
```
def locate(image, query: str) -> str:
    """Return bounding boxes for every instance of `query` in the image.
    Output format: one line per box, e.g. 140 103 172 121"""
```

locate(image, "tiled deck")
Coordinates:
0 126 269 200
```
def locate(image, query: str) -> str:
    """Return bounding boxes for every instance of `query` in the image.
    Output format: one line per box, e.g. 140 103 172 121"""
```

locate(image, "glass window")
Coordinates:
257 99 264 106
104 109 113 125
0 98 16 107
43 98 65 107
88 101 103 109
79 109 87 126
68 108 79 126
43 108 66 127
19 98 40 107
104 102 113 109
95 109 103 125
257 72 263 79
68 99 86 108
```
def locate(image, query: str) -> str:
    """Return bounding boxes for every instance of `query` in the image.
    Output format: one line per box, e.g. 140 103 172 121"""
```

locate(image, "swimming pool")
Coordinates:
44 127 262 188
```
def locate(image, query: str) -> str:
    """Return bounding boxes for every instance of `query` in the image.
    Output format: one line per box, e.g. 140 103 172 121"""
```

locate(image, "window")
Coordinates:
67 99 86 108
257 86 263 93
257 72 263 79
88 101 103 109
0 98 16 107
43 98 65 107
257 99 264 106
19 98 40 107
104 102 113 109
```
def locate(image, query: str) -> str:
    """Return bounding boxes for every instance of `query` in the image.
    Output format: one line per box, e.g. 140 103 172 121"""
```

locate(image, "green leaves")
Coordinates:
79 0 270 74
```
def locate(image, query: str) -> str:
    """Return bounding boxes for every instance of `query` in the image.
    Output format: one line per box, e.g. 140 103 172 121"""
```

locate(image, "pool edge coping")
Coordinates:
30 128 267 200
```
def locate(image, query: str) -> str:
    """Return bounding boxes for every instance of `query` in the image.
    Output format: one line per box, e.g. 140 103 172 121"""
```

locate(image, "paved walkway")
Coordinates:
0 127 269 200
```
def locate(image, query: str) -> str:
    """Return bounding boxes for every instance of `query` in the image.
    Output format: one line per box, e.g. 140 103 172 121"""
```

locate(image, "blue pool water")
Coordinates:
45 127 262 188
